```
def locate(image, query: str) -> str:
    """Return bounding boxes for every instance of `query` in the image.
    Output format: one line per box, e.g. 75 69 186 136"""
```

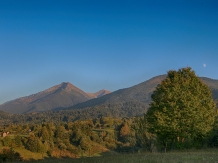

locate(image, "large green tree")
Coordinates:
146 67 216 152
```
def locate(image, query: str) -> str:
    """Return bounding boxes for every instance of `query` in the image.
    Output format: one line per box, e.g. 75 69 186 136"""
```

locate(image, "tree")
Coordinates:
55 125 67 140
26 135 38 152
0 148 23 162
119 123 130 143
134 115 156 152
120 124 130 138
146 67 216 152
14 135 23 147
26 134 44 153
79 136 91 151
41 126 49 141
2 136 12 147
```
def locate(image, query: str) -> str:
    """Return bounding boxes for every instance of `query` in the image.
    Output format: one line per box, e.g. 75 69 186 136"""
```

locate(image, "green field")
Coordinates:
8 149 218 163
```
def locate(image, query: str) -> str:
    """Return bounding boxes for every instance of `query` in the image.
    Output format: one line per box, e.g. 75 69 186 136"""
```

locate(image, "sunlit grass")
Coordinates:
13 148 46 161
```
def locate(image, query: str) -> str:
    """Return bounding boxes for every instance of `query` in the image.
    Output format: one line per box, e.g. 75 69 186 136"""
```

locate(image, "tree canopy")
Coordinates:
146 67 216 151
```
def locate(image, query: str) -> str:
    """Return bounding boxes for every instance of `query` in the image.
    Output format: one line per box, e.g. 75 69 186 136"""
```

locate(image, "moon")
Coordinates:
203 63 206 67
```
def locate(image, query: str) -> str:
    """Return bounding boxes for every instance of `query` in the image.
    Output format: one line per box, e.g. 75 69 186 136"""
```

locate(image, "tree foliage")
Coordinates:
146 67 216 151
0 148 23 162
134 115 156 152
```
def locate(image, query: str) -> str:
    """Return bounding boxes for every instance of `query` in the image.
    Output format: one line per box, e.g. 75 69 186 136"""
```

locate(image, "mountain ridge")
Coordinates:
0 75 217 115
86 89 111 98
67 75 218 111
0 82 110 114
68 75 167 110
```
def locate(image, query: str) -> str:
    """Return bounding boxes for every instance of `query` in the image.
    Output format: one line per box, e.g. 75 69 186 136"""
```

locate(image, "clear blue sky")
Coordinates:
0 0 218 104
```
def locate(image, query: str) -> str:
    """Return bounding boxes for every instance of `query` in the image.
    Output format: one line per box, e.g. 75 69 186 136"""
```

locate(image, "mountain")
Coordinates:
1 75 217 115
86 90 111 98
0 75 217 124
200 77 218 101
67 75 218 111
67 75 166 110
0 82 110 114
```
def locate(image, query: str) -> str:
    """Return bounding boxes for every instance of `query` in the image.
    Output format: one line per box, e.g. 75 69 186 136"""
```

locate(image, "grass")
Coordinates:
8 149 218 163
13 148 46 161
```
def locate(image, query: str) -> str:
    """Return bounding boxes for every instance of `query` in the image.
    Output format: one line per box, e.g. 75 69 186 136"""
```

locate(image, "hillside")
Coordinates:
68 75 218 111
200 77 218 101
0 82 110 114
66 75 166 110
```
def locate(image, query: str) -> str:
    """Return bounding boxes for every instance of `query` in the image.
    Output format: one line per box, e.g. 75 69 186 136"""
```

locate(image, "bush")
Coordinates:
0 148 23 162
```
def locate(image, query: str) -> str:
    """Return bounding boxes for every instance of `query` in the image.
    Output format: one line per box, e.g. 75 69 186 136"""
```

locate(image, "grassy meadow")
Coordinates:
7 149 218 163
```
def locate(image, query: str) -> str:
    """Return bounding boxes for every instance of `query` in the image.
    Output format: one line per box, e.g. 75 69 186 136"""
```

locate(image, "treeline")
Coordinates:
0 101 147 125
0 100 216 126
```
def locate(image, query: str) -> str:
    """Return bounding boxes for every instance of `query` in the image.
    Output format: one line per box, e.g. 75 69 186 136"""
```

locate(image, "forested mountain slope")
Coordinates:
69 75 167 110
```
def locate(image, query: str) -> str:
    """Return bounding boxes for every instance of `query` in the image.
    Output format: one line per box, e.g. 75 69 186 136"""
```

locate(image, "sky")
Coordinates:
0 0 218 104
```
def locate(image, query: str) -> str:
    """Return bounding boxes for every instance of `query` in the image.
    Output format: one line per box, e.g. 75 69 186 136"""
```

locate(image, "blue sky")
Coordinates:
0 0 218 104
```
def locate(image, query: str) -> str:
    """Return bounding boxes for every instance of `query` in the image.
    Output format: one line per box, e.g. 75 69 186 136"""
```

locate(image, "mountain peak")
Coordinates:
0 82 94 114
58 82 87 94
94 90 111 98
86 89 111 98
59 82 73 90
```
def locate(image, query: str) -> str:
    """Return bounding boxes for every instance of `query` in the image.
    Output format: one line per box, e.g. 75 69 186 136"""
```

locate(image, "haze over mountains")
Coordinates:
0 75 218 115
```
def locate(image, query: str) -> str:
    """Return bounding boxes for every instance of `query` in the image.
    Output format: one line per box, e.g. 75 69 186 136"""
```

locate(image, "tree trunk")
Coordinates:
164 142 167 153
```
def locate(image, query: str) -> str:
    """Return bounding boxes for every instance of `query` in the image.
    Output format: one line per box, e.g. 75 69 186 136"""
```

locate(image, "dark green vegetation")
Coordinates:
0 101 147 125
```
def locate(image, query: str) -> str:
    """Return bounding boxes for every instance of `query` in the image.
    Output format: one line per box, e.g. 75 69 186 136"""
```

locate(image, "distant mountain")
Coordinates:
1 75 217 116
67 75 167 110
0 82 110 114
200 77 218 101
68 75 218 111
0 75 217 124
86 90 111 98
